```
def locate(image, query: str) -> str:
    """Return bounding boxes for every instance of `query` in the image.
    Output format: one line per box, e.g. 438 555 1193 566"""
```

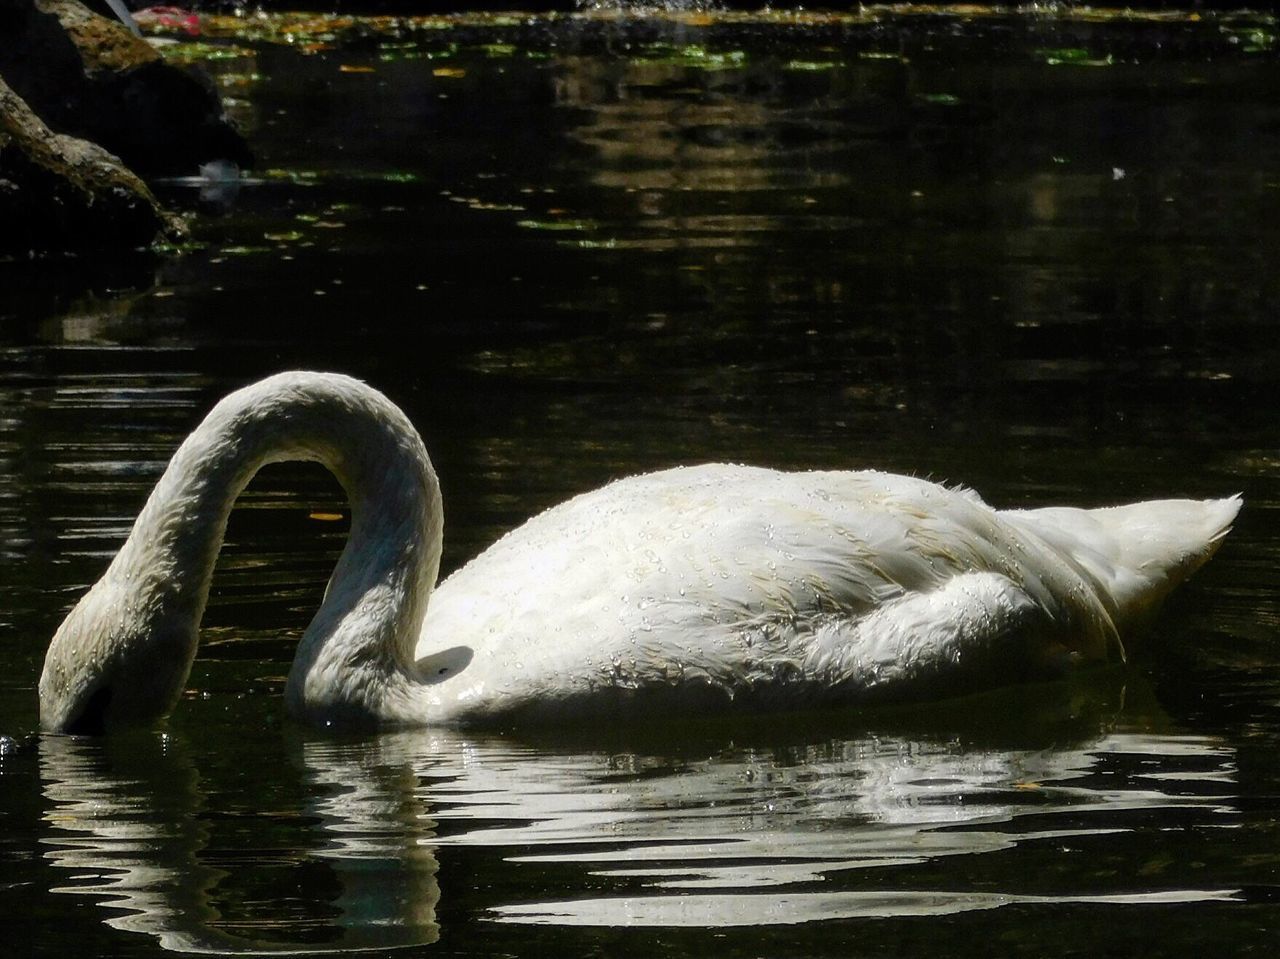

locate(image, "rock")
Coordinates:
0 0 251 176
1 74 186 255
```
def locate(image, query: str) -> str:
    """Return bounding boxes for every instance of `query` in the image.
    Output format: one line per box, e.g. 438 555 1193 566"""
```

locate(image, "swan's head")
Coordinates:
39 578 198 735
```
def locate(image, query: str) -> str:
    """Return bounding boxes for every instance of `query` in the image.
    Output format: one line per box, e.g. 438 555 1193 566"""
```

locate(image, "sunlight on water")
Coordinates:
496 889 1240 927
427 731 1241 925
36 719 1242 949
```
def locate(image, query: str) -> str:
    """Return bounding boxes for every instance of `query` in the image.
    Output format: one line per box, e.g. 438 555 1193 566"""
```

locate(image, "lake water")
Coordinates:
2 5 1279 956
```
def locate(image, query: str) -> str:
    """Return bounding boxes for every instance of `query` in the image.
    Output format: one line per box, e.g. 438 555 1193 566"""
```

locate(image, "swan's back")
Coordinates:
419 466 1234 721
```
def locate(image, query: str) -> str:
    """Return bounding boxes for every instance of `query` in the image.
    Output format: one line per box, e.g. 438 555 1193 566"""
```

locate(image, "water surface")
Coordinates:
2 6 1279 956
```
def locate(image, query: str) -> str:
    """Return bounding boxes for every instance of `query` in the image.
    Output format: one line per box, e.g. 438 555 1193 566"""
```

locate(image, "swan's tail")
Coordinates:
1008 494 1241 631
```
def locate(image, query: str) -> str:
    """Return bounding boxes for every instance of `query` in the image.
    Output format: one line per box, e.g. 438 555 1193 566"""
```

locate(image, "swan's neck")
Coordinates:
111 373 443 725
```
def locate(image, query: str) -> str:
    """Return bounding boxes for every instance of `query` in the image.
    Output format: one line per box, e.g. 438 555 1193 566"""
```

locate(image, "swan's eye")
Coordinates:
65 685 113 736
437 667 449 675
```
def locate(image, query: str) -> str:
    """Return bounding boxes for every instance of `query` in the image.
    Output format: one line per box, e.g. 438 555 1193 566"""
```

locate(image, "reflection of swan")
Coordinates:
39 715 1241 947
39 371 1238 732
39 731 440 953
419 725 1240 926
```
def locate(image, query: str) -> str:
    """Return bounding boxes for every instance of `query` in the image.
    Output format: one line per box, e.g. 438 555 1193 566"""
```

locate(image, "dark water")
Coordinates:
3 6 1280 956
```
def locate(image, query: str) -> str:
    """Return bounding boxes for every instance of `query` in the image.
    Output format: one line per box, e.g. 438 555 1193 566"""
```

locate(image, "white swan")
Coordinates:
39 371 1240 733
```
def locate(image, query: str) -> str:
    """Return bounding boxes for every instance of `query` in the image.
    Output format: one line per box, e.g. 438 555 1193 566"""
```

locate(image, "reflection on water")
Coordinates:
497 887 1237 928
40 733 440 953
39 684 1243 950
439 726 1241 926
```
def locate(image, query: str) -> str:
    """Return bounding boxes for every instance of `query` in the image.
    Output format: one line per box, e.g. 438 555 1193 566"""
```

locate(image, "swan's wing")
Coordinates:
798 572 1069 697
422 465 1121 712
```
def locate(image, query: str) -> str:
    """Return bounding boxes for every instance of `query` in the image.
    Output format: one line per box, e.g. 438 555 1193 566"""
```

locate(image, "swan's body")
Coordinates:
39 372 1240 733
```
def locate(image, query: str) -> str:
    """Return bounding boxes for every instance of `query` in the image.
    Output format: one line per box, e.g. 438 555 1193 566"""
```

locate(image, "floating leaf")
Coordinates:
566 238 618 250
785 60 841 72
151 240 209 255
260 169 321 186
1037 47 1091 62
517 218 596 232
154 41 255 64
640 43 747 70
339 64 376 73
1037 47 1114 67
433 67 467 78
468 200 525 212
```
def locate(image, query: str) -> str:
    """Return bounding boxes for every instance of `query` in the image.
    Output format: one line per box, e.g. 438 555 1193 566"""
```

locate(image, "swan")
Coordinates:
39 371 1240 734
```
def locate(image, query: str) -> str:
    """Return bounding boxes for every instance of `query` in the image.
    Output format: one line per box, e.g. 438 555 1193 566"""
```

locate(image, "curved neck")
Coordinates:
111 372 442 724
